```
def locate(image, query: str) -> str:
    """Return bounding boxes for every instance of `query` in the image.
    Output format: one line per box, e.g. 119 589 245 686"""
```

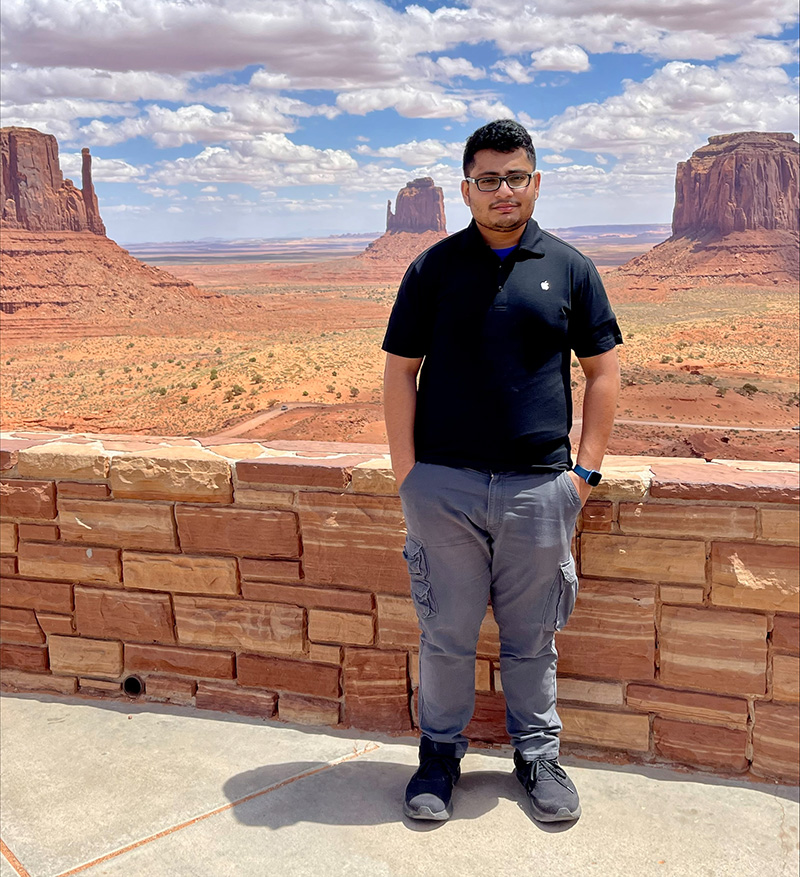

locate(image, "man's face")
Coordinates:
460 147 540 237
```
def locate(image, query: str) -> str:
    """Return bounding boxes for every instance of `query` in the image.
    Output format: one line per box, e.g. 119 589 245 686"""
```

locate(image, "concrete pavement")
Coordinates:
1 693 797 877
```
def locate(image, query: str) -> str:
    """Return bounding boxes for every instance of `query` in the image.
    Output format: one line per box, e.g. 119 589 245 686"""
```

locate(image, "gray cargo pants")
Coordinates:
399 462 582 760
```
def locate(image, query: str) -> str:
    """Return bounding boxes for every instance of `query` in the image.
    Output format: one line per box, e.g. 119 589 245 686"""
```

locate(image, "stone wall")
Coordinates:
1 434 797 784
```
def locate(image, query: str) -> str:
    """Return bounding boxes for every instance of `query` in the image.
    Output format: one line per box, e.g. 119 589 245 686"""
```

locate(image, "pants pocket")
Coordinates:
543 555 580 631
403 536 437 618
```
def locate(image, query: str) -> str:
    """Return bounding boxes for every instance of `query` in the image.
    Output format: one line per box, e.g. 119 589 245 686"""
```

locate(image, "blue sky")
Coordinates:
2 0 798 243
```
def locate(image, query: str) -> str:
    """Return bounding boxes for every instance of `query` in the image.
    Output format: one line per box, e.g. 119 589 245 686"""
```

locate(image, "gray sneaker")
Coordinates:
513 751 581 822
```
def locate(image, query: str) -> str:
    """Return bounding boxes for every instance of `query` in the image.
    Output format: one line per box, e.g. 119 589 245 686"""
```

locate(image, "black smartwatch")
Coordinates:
573 464 602 487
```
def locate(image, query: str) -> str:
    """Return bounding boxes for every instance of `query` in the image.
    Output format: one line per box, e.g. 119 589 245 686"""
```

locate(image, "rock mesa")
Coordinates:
1 127 105 235
386 177 446 234
615 132 799 286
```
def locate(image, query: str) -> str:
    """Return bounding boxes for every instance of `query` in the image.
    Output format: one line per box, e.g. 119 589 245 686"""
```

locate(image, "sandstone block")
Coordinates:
125 643 234 679
145 676 196 705
653 717 748 772
477 609 501 657
581 534 706 584
75 587 175 644
238 654 340 698
350 458 396 495
558 678 624 706
36 613 75 636
760 508 799 545
660 606 767 695
619 503 756 540
773 653 799 703
0 642 48 672
376 595 419 649
278 693 340 726
110 448 233 503
711 542 799 613
176 506 299 559
556 579 656 681
242 581 372 613
751 702 800 782
560 707 651 751
343 648 411 731
0 577 73 613
237 456 374 489
238 558 301 582
17 443 109 480
18 542 120 584
579 501 614 533
59 500 177 551
233 487 296 510
196 681 277 718
308 643 341 665
475 658 492 691
409 651 419 688
123 552 238 596
0 669 77 695
57 482 111 500
660 584 705 605
590 458 653 501
80 678 122 695
49 635 122 677
0 557 17 576
0 520 17 554
772 615 800 654
465 692 507 744
626 684 748 729
650 461 798 504
0 479 56 519
299 492 408 594
18 523 59 542
174 596 305 657
309 609 374 646
0 606 45 644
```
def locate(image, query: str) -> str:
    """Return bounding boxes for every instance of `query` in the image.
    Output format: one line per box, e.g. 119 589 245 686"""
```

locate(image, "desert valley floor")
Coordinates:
1 233 798 462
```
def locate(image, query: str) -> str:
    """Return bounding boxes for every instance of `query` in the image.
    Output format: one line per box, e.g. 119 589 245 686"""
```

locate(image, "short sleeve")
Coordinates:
382 258 432 358
568 256 623 358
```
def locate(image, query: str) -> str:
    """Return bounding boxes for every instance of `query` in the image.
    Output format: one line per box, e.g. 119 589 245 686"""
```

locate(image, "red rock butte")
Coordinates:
615 131 799 286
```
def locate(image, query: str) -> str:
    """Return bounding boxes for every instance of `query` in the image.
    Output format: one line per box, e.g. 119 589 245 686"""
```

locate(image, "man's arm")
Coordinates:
570 347 620 504
383 352 424 488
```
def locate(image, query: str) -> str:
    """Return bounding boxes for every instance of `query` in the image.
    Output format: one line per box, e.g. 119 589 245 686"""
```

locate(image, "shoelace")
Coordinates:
522 759 572 793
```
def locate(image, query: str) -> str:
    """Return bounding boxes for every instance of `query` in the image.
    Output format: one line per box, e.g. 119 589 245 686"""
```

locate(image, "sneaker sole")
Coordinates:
403 801 453 821
527 801 582 823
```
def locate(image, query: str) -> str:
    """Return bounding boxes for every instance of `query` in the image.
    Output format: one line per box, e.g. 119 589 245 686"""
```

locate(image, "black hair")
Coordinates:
462 119 536 175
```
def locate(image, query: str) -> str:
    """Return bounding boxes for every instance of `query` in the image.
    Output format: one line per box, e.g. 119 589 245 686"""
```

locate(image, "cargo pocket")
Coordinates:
403 536 437 618
543 555 579 631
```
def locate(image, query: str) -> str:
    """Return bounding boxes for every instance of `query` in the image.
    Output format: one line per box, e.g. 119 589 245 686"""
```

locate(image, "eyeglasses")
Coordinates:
464 172 534 192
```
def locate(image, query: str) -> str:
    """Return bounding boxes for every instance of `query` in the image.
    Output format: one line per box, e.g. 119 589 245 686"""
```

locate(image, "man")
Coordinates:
382 119 622 824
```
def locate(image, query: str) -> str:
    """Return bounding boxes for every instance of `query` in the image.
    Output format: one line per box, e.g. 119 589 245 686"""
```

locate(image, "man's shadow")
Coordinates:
222 759 567 832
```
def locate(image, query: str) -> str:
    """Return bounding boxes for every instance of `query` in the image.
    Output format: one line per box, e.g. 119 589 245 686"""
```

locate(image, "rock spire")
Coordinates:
386 177 447 234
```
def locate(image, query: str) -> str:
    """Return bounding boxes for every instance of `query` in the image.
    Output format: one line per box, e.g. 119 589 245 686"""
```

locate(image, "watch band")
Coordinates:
573 464 603 487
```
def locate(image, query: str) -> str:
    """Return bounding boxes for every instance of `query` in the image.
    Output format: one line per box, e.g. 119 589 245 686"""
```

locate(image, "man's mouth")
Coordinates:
492 202 518 212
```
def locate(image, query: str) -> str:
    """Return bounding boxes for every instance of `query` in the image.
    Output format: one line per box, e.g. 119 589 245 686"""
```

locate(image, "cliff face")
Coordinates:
614 131 799 287
386 177 446 234
672 132 799 238
1 127 106 235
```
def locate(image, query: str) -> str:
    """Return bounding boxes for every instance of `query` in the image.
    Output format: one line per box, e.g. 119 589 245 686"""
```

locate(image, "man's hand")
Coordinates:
567 471 593 507
394 461 416 490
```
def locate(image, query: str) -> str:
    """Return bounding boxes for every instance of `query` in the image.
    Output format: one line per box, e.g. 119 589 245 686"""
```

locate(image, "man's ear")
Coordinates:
532 171 541 202
460 179 471 207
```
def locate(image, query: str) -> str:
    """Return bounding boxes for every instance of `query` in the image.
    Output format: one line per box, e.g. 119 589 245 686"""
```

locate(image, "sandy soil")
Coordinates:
1 239 797 461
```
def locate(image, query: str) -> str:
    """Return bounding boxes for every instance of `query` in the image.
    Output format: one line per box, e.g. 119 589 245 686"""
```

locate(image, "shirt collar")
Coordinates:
463 218 546 257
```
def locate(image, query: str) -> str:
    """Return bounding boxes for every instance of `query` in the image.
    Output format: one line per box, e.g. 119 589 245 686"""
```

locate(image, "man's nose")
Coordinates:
496 178 514 194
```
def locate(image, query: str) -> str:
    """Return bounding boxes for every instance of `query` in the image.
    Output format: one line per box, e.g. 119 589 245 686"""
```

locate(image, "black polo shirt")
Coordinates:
382 219 623 471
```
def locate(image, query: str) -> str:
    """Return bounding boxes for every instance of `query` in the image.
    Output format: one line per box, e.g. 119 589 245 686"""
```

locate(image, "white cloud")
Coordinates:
356 138 462 165
1 67 188 102
166 205 183 213
200 185 218 192
337 85 468 119
60 153 146 183
531 45 590 73
543 154 572 164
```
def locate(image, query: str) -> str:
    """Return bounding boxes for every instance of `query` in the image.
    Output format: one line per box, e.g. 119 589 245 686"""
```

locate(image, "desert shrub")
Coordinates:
157 387 167 396
699 374 715 385
739 383 758 397
332 370 338 376
168 358 174 363
215 347 222 354
246 401 255 410
191 382 198 390
231 384 245 396
212 380 221 389
68 372 74 378
660 355 672 363
180 395 188 404
248 357 256 362
126 342 134 348
326 384 335 393
209 369 218 381
232 403 240 409
335 392 342 399
97 369 105 376
268 352 274 358
302 390 309 396
223 390 234 402
252 374 264 384
716 387 727 397
350 386 359 397
123 366 131 373
136 366 143 372
675 340 688 349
